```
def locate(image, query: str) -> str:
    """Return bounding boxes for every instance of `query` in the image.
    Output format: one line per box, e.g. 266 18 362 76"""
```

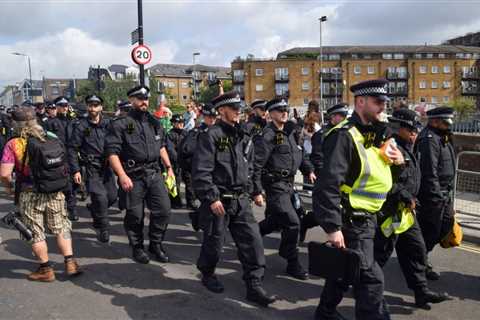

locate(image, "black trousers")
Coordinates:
197 196 266 281
86 167 118 230
64 176 78 215
417 199 455 252
181 170 196 206
317 216 390 320
374 216 428 293
120 170 171 247
259 182 300 262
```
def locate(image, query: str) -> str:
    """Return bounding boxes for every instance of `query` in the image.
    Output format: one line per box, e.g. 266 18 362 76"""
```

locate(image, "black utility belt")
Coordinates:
262 169 292 177
220 190 249 200
342 210 375 222
123 160 160 173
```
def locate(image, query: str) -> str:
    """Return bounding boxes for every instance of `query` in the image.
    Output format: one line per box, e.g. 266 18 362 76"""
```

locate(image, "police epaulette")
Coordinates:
111 115 126 122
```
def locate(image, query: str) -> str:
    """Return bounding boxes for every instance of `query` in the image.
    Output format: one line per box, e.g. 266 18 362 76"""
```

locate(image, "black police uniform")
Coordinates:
192 91 275 306
166 120 188 208
105 89 171 263
46 97 78 221
415 108 456 253
68 114 117 238
252 100 312 279
313 79 393 320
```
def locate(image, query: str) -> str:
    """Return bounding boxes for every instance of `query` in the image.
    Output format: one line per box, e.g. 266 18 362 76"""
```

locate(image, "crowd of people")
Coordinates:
0 77 459 319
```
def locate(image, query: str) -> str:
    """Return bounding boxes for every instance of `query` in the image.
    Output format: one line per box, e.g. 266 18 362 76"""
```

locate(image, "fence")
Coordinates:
454 151 480 231
452 119 480 135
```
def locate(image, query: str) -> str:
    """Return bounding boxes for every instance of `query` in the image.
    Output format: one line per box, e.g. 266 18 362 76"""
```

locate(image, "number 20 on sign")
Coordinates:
131 45 152 65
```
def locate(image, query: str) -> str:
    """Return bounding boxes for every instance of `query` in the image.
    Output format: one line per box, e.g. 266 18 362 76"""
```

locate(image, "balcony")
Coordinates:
275 90 290 99
386 70 408 80
322 86 343 97
320 72 343 82
462 86 480 95
232 75 244 84
387 87 408 96
462 71 480 80
274 74 289 82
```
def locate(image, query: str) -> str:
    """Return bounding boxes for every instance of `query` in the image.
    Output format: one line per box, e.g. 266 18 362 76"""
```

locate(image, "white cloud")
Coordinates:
0 28 178 88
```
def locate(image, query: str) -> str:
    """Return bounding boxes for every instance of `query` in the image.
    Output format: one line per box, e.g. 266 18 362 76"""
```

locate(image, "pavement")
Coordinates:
1 191 480 320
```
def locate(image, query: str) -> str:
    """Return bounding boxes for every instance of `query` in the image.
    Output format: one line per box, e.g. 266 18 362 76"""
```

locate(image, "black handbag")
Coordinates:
308 241 362 284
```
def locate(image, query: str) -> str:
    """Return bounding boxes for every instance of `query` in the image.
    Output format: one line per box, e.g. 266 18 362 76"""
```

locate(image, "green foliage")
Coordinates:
75 78 136 112
197 80 233 103
448 97 477 121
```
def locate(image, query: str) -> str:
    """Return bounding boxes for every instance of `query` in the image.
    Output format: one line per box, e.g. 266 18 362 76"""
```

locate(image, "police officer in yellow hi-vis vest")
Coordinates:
312 79 404 320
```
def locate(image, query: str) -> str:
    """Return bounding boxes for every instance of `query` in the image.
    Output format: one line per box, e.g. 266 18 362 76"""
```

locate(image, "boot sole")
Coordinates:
28 277 55 282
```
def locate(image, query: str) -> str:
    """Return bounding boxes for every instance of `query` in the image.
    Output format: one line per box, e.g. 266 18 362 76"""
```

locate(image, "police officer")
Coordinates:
68 94 117 243
192 91 276 306
245 99 267 137
374 109 449 308
105 85 174 264
116 100 132 117
252 98 315 280
313 79 405 320
298 103 350 242
46 96 79 221
414 106 456 280
45 102 57 119
166 114 187 208
34 102 48 127
178 103 217 230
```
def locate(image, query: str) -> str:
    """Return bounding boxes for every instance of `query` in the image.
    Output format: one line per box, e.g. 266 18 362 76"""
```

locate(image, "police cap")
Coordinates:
250 99 267 111
326 102 349 117
388 109 421 130
201 103 217 117
127 85 150 100
54 96 69 106
211 91 242 109
350 79 390 101
426 106 454 119
117 100 132 110
85 94 104 105
265 98 289 112
171 114 184 123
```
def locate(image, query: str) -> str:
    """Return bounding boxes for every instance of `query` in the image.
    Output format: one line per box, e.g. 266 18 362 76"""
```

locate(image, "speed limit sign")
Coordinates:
131 44 152 65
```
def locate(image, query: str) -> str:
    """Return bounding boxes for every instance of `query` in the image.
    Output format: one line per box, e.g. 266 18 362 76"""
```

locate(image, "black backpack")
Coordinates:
177 128 200 171
24 134 68 194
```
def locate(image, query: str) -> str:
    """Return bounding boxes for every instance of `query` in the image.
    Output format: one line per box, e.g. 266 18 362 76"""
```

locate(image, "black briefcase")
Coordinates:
308 241 362 284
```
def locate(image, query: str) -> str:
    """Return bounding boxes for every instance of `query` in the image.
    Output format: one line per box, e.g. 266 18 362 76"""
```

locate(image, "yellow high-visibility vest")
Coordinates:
327 120 393 213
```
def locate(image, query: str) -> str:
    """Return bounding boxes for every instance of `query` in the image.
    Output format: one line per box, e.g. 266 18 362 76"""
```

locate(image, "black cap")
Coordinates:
201 103 217 117
171 114 184 123
426 106 454 119
21 100 34 107
211 91 242 109
85 94 104 105
127 85 150 99
388 109 421 130
250 99 267 110
12 106 36 121
54 96 69 106
265 98 289 112
327 103 349 116
45 101 56 109
117 100 132 110
34 102 45 108
350 79 390 101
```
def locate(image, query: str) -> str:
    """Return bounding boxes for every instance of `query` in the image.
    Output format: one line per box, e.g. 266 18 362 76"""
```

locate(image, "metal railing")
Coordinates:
454 151 480 230
452 119 480 134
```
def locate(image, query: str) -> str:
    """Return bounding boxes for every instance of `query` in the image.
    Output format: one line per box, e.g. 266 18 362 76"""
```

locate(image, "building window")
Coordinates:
353 65 361 75
419 80 427 89
303 98 309 106
431 96 438 104
233 69 244 81
431 66 439 74
275 83 289 96
414 53 422 59
443 81 451 88
419 65 427 74
473 53 480 59
351 54 359 59
233 85 244 94
255 68 264 76
443 96 450 103
426 53 434 59
181 82 189 88
275 67 289 80
443 65 451 73
302 82 310 91
367 66 375 74
382 53 392 59
465 53 472 59
420 97 426 103
255 84 263 92
182 95 188 100
301 67 310 75
393 53 404 59
456 53 465 59
168 81 175 88
328 54 340 60
431 81 438 89
363 54 372 59
438 53 446 59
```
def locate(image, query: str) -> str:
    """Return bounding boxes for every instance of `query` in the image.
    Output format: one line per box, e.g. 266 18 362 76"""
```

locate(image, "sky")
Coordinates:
1 0 480 91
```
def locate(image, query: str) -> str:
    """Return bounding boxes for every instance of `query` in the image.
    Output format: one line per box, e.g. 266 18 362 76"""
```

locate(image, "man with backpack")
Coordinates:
0 107 82 282
68 94 117 243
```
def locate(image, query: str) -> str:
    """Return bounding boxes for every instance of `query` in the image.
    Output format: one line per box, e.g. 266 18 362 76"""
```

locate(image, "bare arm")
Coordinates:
160 147 174 177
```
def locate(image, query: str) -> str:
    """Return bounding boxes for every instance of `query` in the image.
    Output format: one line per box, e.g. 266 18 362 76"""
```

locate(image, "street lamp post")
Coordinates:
137 0 145 86
319 16 327 111
12 52 32 102
192 52 200 101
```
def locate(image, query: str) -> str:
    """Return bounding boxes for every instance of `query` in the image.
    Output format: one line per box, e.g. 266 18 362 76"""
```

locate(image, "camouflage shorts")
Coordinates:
19 191 72 243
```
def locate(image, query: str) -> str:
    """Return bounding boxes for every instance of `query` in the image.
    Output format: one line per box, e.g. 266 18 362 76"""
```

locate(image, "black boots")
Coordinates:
426 262 440 281
132 247 150 264
68 209 79 222
286 260 309 280
148 243 169 263
201 273 225 293
415 289 451 308
245 278 276 307
96 229 110 243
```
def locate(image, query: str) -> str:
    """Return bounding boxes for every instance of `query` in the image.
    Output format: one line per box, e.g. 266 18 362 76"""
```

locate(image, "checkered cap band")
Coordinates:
129 87 150 97
56 98 68 105
214 96 241 109
354 86 387 96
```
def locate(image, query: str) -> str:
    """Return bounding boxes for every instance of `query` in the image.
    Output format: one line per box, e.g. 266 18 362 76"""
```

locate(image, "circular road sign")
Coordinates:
131 44 152 65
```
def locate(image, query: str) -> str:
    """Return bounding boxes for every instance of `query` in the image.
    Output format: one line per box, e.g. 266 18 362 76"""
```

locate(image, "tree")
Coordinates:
197 80 233 103
448 97 476 121
75 78 136 112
